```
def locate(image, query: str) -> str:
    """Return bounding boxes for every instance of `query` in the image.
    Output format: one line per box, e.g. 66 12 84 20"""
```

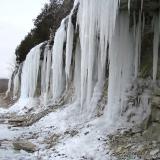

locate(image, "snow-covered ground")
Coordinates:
0 102 119 160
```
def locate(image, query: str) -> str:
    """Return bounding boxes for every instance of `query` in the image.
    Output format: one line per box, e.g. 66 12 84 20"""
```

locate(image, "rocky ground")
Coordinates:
0 93 15 108
0 100 115 160
108 124 160 160
107 88 160 160
0 88 160 159
0 79 8 93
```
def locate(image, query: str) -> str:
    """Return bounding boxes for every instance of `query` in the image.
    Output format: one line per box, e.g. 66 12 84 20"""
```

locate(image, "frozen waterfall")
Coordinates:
9 0 160 124
20 44 41 98
106 12 134 122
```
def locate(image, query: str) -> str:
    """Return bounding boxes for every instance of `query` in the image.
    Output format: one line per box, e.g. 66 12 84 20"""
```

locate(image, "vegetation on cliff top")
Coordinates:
15 0 73 63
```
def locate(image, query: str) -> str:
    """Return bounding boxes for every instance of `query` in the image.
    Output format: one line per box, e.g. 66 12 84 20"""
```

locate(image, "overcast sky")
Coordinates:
0 0 48 78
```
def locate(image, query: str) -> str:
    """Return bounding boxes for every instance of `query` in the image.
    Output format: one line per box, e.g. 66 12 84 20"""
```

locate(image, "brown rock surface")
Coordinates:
13 140 37 152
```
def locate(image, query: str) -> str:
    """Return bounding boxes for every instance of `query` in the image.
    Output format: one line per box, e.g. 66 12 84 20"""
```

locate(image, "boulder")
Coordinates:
13 140 37 152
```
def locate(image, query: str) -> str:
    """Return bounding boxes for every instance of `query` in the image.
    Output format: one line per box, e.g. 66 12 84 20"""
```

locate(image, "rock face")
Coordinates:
13 140 37 152
120 0 160 11
108 125 160 159
150 89 160 126
0 79 8 93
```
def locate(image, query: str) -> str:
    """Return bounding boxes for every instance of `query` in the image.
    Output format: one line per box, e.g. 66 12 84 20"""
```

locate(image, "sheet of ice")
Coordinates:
76 0 119 115
153 13 160 81
20 44 41 98
51 19 67 101
41 45 52 105
106 12 134 123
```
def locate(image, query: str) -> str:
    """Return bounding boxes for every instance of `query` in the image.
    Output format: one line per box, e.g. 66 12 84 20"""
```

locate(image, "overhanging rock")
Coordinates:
120 0 160 11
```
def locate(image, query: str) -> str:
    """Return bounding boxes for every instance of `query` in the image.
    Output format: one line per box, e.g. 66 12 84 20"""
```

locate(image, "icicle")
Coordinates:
77 0 120 111
153 13 160 81
106 12 134 122
128 0 131 12
65 14 74 79
13 71 20 99
5 74 12 98
142 13 145 32
41 47 47 95
45 48 52 102
141 0 144 14
74 39 81 100
52 19 67 101
20 44 41 98
41 45 52 105
134 13 142 78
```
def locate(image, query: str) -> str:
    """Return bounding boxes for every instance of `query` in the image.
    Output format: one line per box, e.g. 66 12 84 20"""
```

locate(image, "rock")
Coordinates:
141 116 150 130
70 130 78 137
125 144 132 148
44 134 60 149
153 89 160 97
84 131 89 135
152 96 160 108
151 108 160 123
150 149 159 156
64 130 78 137
0 79 9 93
136 145 145 153
13 140 36 152
116 146 123 153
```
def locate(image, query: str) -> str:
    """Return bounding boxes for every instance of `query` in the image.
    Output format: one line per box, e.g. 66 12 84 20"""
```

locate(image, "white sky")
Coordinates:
0 0 48 78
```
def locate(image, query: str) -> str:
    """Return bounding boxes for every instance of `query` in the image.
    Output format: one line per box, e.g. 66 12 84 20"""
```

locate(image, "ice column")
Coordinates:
106 12 134 122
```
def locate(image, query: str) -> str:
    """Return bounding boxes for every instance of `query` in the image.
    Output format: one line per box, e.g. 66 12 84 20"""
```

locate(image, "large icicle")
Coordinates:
77 0 120 112
73 39 81 100
52 19 67 101
41 45 52 105
65 14 74 80
13 70 20 99
20 44 41 98
153 13 160 81
106 12 134 122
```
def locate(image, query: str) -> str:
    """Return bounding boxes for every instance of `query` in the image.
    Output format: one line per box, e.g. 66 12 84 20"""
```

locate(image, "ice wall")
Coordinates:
52 19 67 102
9 0 160 124
106 12 134 122
20 44 41 98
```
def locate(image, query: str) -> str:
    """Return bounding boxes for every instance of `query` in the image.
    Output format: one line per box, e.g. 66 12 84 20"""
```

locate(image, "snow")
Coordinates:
0 102 118 160
0 98 40 115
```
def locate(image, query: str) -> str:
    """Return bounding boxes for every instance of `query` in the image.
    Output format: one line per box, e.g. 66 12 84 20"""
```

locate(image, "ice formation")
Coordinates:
77 0 120 112
153 13 160 81
41 45 52 105
52 19 67 102
9 0 160 124
106 12 134 121
20 44 41 98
